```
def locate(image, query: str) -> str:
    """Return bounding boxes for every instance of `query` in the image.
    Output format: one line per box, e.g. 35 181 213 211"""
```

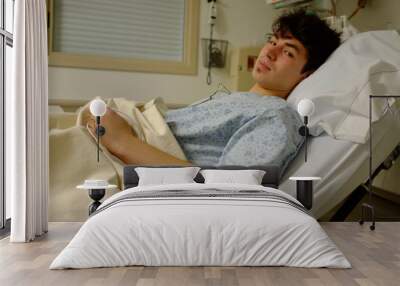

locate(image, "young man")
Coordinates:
86 9 341 169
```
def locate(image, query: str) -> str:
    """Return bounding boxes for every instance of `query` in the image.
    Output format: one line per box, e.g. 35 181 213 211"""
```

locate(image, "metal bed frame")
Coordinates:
331 95 400 230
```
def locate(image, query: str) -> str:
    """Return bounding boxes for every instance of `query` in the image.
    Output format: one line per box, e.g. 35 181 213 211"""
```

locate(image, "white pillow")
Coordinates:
287 31 400 144
200 169 266 185
135 167 200 186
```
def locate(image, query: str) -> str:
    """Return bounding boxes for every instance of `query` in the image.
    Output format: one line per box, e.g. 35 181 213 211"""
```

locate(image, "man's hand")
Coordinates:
87 107 135 158
85 106 190 165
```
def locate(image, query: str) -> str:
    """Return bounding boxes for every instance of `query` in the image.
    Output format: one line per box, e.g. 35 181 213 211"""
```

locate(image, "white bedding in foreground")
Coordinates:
50 183 351 269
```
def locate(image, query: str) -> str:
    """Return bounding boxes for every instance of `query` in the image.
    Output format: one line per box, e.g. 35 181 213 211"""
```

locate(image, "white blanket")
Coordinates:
49 97 186 221
50 183 351 269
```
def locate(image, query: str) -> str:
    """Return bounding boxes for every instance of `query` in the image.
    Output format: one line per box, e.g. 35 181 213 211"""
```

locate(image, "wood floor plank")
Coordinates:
0 222 399 286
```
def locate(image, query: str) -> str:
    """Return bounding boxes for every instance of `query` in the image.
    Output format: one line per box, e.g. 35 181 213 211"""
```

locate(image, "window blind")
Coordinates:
53 0 185 61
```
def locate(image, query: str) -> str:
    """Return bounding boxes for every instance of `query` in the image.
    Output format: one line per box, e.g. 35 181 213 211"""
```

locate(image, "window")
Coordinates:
0 0 14 234
47 0 199 74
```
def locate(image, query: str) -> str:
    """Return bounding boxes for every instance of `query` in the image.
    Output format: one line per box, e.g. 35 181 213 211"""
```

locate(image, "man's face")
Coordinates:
252 32 309 94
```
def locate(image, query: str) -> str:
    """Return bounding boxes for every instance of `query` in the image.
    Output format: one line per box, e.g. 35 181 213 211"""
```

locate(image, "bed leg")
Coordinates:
360 202 375 231
330 185 367 221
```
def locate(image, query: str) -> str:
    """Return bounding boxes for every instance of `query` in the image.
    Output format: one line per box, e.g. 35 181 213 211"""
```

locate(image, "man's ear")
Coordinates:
301 70 314 80
290 70 313 95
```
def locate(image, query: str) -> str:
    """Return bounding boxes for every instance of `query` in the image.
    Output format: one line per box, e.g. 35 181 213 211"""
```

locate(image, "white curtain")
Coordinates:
9 0 49 242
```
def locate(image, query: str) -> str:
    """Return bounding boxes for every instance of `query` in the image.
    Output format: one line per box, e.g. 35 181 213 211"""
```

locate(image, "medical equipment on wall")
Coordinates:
267 0 360 41
267 0 368 32
297 99 315 162
89 99 107 162
202 0 228 85
348 0 367 20
325 15 359 41
266 0 313 9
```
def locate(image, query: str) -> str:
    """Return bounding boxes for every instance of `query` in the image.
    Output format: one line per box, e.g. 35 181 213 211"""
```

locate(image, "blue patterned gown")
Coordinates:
165 92 304 176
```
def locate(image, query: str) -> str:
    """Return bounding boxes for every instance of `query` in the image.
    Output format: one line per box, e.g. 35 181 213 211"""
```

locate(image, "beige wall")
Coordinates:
337 0 400 31
49 0 400 105
48 0 279 105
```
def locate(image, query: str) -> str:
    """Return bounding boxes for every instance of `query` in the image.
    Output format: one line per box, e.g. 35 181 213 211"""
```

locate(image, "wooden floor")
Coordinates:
0 222 399 286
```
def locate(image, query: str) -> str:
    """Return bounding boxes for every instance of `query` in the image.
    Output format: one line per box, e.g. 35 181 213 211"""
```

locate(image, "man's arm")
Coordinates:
113 134 191 166
86 107 191 166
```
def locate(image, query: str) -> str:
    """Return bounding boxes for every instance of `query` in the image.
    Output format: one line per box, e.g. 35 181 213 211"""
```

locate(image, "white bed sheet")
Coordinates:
280 110 400 218
50 183 351 269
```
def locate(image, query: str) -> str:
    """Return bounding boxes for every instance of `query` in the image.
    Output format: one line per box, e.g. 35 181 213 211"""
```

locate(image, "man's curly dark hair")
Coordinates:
272 9 341 73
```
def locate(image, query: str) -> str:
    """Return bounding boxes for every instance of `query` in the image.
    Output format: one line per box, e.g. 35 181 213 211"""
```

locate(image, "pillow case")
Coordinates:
287 30 400 143
135 167 200 186
200 169 266 185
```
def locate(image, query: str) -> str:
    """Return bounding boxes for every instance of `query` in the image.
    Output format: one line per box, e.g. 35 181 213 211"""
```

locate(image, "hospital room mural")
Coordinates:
47 0 400 224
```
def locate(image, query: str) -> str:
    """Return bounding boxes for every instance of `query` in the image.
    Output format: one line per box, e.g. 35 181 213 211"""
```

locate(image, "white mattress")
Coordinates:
280 110 400 218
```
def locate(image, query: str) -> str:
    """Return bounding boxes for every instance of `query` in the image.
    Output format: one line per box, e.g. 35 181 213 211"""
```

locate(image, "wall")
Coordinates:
48 0 279 105
49 1 400 105
337 0 400 31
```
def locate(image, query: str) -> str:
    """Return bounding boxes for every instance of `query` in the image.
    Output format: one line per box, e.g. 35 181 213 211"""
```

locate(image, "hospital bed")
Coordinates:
279 30 400 220
49 30 400 222
280 108 400 219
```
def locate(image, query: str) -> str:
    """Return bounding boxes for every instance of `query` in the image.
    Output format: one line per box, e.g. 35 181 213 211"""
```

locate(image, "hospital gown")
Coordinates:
165 92 304 176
